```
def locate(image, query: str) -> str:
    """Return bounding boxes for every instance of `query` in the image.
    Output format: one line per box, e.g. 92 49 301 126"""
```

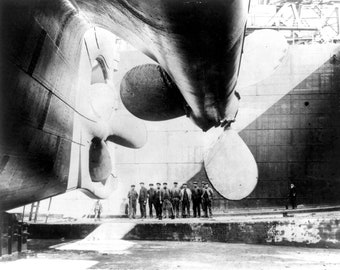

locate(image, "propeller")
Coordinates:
86 83 147 191
204 128 258 200
79 28 148 200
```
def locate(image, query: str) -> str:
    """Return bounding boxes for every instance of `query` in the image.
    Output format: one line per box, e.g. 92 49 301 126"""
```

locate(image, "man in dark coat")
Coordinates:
127 185 138 219
202 182 213 218
162 182 173 218
139 182 148 218
191 182 202 218
288 183 297 209
155 182 164 220
180 183 192 218
147 183 156 218
171 182 181 218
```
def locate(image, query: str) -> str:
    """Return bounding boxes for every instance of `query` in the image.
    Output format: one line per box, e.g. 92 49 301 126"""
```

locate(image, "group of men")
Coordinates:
127 181 214 220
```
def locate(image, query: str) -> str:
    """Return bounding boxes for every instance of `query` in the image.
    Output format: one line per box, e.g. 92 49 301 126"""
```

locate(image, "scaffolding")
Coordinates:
248 0 340 43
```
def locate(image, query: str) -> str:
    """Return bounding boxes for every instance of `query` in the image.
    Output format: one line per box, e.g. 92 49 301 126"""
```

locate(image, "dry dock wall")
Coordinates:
28 217 340 249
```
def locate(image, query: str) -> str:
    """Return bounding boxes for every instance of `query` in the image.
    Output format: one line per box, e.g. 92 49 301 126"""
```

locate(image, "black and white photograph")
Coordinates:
1 0 340 269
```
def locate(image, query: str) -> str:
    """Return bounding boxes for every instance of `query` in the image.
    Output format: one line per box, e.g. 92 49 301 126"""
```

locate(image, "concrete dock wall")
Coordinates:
28 216 340 249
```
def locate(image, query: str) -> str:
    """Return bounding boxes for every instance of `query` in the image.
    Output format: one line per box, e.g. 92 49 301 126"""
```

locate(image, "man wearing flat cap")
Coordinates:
155 182 164 220
162 182 173 218
171 182 181 218
127 185 138 219
147 183 156 218
191 181 202 218
139 182 148 218
180 183 192 218
202 182 214 218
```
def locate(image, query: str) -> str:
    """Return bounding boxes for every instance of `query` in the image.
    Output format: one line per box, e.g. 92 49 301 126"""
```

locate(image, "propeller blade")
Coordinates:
120 64 186 121
106 114 147 149
89 138 112 182
88 83 116 120
237 29 288 89
204 128 258 200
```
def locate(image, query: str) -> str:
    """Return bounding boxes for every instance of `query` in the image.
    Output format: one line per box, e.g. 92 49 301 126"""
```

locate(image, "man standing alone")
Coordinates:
139 182 148 218
128 185 138 219
191 182 202 218
93 200 103 221
181 183 192 218
147 183 156 218
288 183 297 209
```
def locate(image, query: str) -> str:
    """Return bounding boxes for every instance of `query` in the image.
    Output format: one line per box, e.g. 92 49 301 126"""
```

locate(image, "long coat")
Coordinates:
180 188 192 201
155 188 164 203
191 187 203 202
139 186 148 203
147 187 156 202
128 190 138 202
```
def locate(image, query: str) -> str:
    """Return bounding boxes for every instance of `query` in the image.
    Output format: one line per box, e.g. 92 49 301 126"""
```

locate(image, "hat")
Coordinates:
131 184 135 187
173 182 178 184
163 182 167 185
149 183 154 186
140 182 144 185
